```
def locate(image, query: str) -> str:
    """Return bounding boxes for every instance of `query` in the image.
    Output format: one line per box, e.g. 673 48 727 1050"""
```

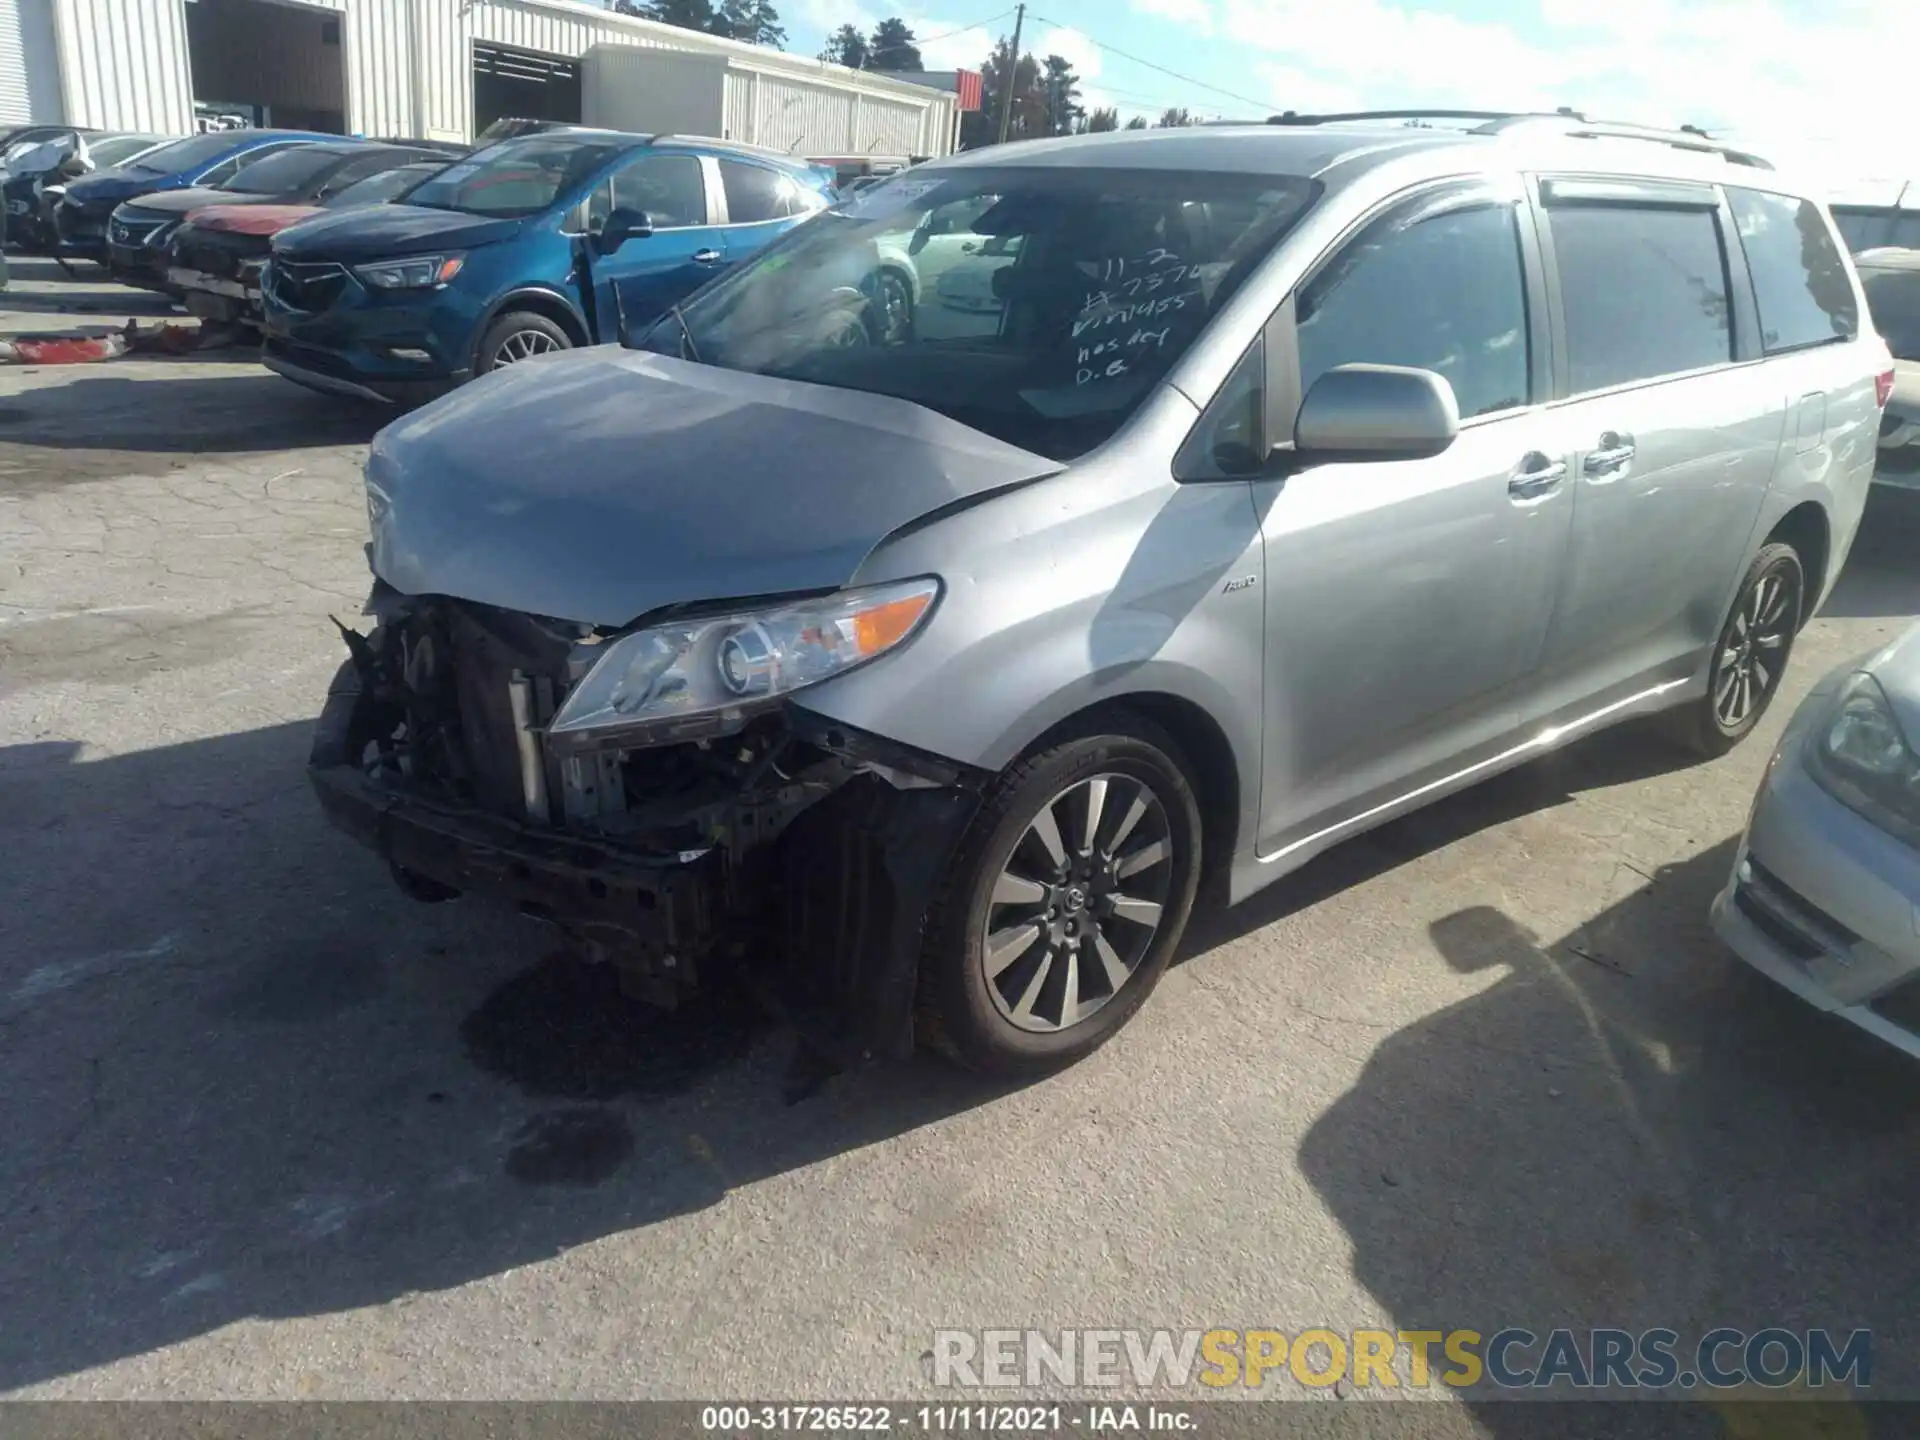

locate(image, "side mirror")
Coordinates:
596 207 653 253
1292 363 1460 463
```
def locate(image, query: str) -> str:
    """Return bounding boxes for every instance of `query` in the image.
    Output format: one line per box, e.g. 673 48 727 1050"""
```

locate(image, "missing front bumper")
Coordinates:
308 655 982 1063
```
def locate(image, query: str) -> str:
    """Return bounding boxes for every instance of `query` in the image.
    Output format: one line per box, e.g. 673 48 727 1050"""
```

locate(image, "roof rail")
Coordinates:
1265 107 1773 169
648 132 800 161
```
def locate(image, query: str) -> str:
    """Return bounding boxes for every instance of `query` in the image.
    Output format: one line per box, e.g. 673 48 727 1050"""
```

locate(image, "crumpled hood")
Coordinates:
273 202 519 261
365 347 1062 628
64 168 164 210
189 202 320 236
1865 619 1920 740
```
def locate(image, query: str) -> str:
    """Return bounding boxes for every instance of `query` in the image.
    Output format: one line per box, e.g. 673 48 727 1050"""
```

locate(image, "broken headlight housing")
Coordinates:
1806 671 1920 847
548 579 939 750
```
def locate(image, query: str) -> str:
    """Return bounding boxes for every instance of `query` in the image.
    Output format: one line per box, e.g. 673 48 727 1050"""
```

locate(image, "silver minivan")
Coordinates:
312 112 1891 1075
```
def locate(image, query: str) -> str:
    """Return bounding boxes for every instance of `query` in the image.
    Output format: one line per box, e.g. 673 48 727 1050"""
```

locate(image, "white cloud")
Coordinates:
1205 0 1920 180
1130 0 1216 34
799 0 881 39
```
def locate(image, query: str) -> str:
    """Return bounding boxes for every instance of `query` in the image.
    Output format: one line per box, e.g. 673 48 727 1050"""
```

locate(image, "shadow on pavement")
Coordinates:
1822 487 1920 620
1183 714 1700 960
1293 836 1920 1415
0 726 1017 1390
0 372 383 457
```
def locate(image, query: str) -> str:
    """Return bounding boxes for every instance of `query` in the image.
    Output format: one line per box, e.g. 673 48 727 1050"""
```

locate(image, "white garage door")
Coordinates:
0 0 63 127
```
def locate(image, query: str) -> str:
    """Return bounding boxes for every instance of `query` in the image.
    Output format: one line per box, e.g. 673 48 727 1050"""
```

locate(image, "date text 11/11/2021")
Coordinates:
698 1406 1192 1433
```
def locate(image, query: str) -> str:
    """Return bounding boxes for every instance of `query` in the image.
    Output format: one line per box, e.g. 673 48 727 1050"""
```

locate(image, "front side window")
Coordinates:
609 154 707 228
1548 202 1732 393
1861 265 1920 361
634 167 1317 460
1295 194 1530 421
1728 188 1858 354
721 160 794 224
406 135 626 219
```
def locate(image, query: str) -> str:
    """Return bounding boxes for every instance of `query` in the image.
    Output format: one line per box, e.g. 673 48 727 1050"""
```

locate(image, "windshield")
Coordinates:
220 145 343 194
88 134 170 169
637 166 1318 460
323 163 438 209
404 135 623 218
1862 267 1920 361
129 132 251 176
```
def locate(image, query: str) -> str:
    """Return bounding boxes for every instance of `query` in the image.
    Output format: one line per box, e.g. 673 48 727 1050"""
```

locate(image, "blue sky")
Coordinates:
774 0 1916 178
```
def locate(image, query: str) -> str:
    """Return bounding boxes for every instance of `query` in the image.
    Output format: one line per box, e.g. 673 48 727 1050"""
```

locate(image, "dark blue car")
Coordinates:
258 129 834 404
54 129 331 264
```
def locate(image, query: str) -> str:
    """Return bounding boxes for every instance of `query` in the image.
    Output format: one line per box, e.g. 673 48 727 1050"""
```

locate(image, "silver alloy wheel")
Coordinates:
875 271 911 344
1715 567 1797 728
492 328 563 367
982 772 1175 1034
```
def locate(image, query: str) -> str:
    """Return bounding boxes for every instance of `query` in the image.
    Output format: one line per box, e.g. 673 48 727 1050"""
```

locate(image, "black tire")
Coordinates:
474 310 573 375
1670 541 1805 758
917 718 1203 1076
869 268 914 344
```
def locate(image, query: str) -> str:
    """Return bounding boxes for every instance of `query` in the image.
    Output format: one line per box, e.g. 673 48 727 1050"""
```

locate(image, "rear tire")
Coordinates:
475 310 572 375
1670 541 1804 758
917 718 1203 1076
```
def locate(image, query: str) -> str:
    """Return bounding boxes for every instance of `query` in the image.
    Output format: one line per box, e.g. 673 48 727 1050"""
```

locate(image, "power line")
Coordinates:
914 6 1019 48
1026 10 1280 114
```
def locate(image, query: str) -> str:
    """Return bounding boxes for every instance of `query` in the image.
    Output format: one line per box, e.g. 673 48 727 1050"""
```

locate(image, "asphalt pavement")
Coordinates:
4 257 1920 1418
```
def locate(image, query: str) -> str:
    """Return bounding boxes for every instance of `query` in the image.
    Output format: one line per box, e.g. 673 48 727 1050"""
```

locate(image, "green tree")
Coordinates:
1123 115 1149 129
963 34 1048 146
1077 106 1119 133
1156 106 1194 128
1040 54 1082 136
632 0 714 27
867 18 923 70
819 22 869 68
713 0 785 47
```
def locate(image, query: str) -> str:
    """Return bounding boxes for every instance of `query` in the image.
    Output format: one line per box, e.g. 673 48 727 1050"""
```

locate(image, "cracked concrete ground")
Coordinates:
4 256 1920 1418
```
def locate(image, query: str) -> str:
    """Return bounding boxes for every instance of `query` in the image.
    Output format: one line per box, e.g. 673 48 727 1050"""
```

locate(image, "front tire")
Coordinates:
918 720 1203 1076
1672 541 1805 757
475 310 572 375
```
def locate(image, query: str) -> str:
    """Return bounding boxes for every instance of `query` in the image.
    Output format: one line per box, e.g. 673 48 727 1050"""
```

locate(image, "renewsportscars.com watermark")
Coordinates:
931 1328 1872 1392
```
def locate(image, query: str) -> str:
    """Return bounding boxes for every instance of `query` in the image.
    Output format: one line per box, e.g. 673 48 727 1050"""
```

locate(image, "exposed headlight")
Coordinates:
354 254 464 290
1806 672 1920 846
548 579 940 749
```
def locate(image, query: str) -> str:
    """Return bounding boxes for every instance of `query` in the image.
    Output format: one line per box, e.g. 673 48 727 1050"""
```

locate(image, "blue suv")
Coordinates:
54 129 330 264
259 130 835 403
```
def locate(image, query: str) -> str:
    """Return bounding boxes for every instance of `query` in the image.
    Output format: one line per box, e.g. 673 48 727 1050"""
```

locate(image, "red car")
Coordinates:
166 160 445 328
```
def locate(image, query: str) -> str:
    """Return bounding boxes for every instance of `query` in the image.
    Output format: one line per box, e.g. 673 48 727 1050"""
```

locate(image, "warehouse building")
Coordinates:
0 0 959 159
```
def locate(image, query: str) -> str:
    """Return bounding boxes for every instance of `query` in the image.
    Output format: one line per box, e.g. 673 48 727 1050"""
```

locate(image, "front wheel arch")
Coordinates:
470 287 590 371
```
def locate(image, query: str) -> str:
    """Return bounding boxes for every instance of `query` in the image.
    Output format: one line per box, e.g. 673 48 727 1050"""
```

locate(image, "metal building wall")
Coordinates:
0 0 64 124
49 0 192 132
188 0 347 127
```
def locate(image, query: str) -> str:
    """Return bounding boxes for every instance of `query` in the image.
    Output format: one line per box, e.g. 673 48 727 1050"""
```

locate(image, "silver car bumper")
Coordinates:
1711 693 1920 1056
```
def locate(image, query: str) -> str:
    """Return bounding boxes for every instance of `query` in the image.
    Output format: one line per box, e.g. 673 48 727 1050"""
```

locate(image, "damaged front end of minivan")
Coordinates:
308 577 986 1064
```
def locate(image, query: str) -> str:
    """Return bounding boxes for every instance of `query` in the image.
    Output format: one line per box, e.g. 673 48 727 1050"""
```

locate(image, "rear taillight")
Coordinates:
1877 368 1896 408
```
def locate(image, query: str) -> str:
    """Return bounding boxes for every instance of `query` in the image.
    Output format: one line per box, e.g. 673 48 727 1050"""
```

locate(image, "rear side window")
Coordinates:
1728 188 1858 354
1547 204 1731 392
1296 195 1530 421
720 161 792 224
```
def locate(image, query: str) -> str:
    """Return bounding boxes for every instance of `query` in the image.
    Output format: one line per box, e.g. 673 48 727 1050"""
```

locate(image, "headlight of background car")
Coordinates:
548 579 939 749
1805 671 1920 845
354 254 465 290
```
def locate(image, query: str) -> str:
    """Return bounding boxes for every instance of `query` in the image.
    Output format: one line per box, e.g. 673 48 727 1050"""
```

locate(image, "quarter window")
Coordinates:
720 160 794 224
1547 204 1732 392
1295 196 1531 422
608 154 706 228
1728 188 1858 354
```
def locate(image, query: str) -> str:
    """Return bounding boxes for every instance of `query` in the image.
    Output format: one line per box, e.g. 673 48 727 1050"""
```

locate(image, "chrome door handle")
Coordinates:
1509 454 1568 500
1583 431 1636 476
692 248 723 264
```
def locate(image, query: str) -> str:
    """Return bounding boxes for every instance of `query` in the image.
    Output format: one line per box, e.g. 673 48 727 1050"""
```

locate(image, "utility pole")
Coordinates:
994 2 1026 146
